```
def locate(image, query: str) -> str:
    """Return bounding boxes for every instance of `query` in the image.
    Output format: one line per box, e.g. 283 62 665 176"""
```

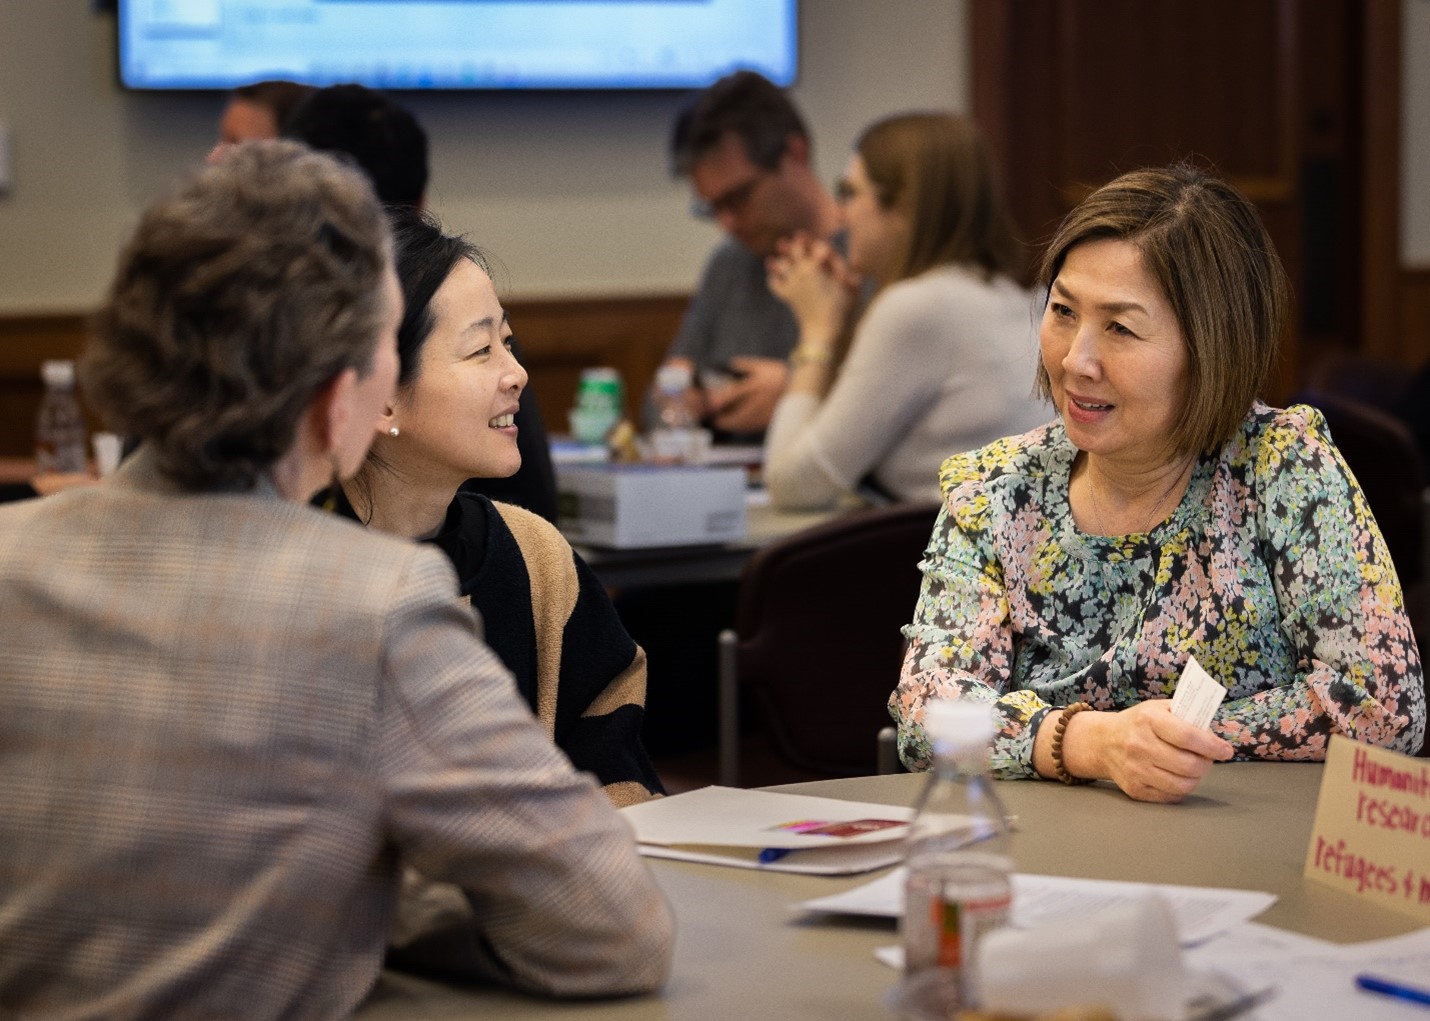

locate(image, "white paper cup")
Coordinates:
92 432 122 477
974 893 1184 1021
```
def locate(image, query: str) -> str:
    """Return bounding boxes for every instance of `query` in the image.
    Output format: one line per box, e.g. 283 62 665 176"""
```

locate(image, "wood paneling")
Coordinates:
1402 269 1430 367
976 0 1300 247
1052 1 1296 187
0 295 688 458
506 294 688 432
1362 1 1405 363
971 0 1405 401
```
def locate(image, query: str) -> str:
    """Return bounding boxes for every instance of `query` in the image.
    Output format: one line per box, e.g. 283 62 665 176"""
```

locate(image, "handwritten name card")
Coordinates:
1303 734 1430 922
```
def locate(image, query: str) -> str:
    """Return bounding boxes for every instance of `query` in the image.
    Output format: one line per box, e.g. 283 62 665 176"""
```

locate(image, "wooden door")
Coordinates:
972 0 1397 401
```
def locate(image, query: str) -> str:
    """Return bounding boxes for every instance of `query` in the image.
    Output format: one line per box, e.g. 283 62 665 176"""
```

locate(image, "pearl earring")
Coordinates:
388 426 400 437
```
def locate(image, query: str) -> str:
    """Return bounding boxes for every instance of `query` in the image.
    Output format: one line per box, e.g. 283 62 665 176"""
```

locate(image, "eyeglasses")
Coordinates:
691 173 765 220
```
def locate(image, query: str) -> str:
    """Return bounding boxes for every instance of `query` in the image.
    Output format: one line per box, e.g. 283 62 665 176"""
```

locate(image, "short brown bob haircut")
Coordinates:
1035 162 1288 457
83 140 392 492
856 112 1023 286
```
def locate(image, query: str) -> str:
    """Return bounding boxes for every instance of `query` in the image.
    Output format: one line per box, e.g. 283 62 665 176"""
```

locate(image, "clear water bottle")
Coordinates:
35 359 88 475
649 362 709 463
901 699 1013 1009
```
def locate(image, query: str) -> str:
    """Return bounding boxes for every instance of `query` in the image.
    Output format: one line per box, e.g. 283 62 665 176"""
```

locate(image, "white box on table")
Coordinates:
558 463 747 549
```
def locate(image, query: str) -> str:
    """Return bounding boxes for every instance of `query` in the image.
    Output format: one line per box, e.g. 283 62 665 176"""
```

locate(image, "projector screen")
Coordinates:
118 0 798 91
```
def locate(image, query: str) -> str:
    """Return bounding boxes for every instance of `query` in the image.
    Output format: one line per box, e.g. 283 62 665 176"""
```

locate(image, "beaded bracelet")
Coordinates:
1051 701 1094 785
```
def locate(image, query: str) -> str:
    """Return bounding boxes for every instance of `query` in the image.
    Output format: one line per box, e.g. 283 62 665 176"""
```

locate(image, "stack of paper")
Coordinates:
799 868 1276 946
1187 922 1430 1020
619 786 920 875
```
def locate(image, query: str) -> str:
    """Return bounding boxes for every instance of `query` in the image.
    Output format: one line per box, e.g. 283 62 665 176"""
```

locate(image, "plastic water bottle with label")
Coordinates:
649 362 710 463
901 699 1013 1009
569 367 624 446
35 359 88 475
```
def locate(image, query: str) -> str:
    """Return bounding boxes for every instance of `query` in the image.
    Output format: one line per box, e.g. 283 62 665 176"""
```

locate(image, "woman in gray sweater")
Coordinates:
764 112 1049 510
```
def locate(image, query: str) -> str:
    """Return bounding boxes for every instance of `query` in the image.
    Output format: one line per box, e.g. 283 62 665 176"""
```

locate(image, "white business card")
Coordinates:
1170 655 1226 729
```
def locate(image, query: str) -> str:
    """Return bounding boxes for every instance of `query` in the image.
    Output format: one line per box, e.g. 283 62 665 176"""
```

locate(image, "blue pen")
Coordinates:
1355 974 1430 1008
758 847 792 865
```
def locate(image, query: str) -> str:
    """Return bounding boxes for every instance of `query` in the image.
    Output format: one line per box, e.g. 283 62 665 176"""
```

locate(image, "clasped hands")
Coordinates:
698 235 861 434
764 233 860 343
696 235 864 433
1042 700 1235 803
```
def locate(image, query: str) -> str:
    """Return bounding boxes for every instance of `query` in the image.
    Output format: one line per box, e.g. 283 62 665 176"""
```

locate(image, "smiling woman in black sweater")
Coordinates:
336 207 662 807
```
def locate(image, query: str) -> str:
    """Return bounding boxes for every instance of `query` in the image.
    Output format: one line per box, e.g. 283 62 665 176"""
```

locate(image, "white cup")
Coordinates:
91 432 122 477
974 893 1185 1021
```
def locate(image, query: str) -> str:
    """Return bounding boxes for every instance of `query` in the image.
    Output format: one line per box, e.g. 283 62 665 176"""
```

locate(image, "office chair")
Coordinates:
1301 351 1414 411
717 502 941 786
1292 390 1425 591
1293 389 1430 755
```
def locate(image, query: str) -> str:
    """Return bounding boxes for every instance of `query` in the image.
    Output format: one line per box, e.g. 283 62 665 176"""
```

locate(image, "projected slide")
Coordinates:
118 0 798 90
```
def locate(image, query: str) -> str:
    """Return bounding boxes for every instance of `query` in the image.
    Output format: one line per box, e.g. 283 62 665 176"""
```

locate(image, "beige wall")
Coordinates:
0 1 967 313
1404 0 1430 267
5 1 1423 308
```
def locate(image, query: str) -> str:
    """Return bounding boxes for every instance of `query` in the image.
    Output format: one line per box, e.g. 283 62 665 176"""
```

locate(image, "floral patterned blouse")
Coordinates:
890 402 1427 777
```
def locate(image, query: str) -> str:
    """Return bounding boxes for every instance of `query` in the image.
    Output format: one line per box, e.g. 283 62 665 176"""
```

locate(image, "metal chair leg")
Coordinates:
717 629 739 787
877 726 902 775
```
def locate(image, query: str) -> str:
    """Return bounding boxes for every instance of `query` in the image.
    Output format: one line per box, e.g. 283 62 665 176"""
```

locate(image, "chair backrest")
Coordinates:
1292 390 1425 589
732 501 941 777
1302 351 1414 410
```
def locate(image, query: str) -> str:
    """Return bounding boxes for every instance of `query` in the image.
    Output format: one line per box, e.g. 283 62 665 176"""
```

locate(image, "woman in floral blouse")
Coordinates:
890 163 1427 803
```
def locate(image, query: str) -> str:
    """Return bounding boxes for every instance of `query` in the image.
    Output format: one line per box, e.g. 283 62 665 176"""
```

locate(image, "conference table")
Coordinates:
355 762 1423 1019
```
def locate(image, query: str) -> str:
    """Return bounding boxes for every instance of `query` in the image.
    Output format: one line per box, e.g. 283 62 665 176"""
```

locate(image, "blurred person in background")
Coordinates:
762 111 1047 511
658 69 843 440
283 82 428 209
209 79 316 162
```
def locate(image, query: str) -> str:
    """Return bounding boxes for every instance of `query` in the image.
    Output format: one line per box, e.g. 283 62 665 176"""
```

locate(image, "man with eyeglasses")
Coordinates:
660 70 842 439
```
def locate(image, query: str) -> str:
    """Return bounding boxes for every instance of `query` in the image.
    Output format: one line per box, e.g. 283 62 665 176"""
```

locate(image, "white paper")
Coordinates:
1184 919 1339 963
798 868 1275 946
620 786 914 849
620 786 918 874
798 867 908 917
638 840 906 875
1186 923 1430 1021
1171 655 1227 729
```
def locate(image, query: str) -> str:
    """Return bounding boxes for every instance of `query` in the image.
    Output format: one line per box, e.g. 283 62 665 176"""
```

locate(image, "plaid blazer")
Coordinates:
0 450 673 1020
